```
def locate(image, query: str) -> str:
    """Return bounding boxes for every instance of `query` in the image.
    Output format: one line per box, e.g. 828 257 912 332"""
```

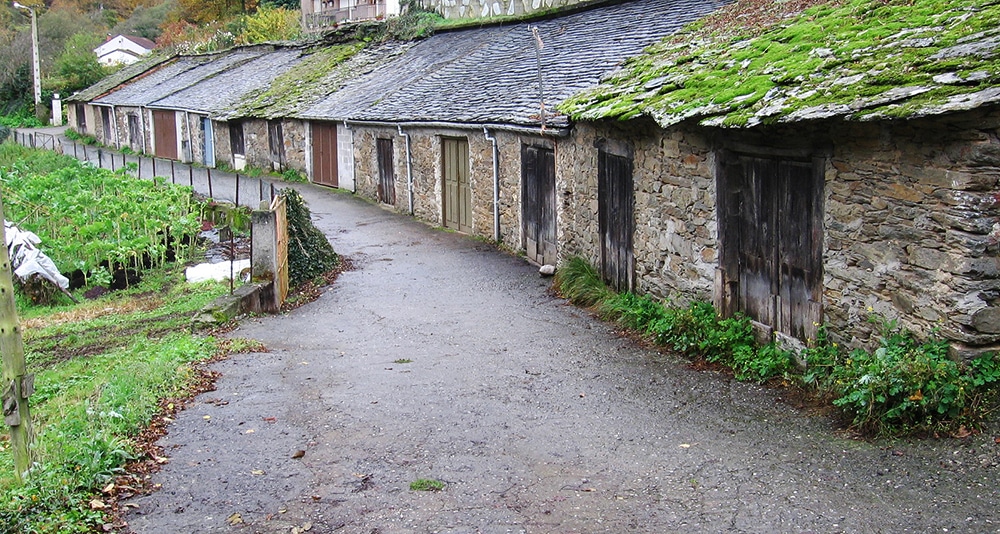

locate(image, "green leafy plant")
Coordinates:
828 317 1000 435
282 188 339 287
409 478 445 491
282 168 307 183
0 145 203 276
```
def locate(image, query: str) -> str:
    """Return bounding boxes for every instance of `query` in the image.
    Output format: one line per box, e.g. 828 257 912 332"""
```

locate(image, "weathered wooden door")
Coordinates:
152 110 177 159
127 114 141 152
718 152 823 341
521 144 557 266
312 121 338 188
100 107 112 143
268 120 286 172
376 138 395 205
442 138 472 232
201 117 215 167
598 150 634 292
228 121 245 157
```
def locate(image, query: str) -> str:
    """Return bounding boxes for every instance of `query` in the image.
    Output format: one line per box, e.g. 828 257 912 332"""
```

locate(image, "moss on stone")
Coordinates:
236 43 365 118
560 0 1000 127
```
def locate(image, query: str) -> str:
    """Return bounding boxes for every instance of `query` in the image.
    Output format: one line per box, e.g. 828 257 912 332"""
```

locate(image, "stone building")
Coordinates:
558 0 1000 354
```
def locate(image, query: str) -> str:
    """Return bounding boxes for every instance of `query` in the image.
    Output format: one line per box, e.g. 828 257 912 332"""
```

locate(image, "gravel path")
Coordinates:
14 129 1000 533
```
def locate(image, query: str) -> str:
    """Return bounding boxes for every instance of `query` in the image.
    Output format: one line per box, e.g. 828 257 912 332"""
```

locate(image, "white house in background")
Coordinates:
94 35 156 66
302 0 401 32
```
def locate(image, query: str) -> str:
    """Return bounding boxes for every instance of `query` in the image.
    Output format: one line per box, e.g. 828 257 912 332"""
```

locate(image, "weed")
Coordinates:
409 478 445 491
282 168 307 183
553 256 613 307
393 358 413 364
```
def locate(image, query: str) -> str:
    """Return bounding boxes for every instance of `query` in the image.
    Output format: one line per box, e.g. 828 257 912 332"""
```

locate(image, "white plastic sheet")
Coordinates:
4 220 70 289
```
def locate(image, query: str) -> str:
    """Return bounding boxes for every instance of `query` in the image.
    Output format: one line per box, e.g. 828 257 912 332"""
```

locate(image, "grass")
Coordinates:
0 264 231 533
409 478 445 491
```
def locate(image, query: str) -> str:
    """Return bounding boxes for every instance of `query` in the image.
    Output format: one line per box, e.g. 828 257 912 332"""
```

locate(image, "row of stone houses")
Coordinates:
67 0 1000 357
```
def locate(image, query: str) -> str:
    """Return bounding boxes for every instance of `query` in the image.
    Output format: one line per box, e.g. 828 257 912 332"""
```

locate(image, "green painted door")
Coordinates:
442 137 472 233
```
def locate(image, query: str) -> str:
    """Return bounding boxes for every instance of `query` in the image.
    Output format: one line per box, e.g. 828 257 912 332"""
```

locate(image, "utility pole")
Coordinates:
0 193 34 484
13 2 41 117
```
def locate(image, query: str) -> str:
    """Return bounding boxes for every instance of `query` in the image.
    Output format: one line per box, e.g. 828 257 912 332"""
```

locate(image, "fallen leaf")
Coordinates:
203 415 211 420
251 469 265 475
679 443 691 448
167 403 174 410
246 429 255 434
101 483 115 494
994 437 1000 444
292 450 306 459
908 390 924 402
90 499 107 510
302 522 313 531
953 426 972 439
154 456 170 464
263 417 277 423
226 512 243 525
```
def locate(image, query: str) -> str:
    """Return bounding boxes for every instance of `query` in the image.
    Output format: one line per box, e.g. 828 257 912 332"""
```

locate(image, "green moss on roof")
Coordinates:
560 0 1000 127
235 43 365 119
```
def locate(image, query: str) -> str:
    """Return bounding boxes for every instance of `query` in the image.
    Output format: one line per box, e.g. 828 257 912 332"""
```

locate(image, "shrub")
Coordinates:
828 319 1000 435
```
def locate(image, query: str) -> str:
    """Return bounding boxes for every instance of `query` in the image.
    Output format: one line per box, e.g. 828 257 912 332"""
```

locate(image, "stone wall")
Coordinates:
213 120 235 169
420 0 588 19
243 119 270 170
351 125 511 238
819 109 1000 355
559 120 718 301
283 119 308 174
562 110 1000 355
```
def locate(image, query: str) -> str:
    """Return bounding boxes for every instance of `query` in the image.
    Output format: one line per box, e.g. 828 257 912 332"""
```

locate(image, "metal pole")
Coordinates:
189 165 193 187
207 168 213 198
235 174 240 207
170 160 175 183
152 157 156 177
27 6 40 116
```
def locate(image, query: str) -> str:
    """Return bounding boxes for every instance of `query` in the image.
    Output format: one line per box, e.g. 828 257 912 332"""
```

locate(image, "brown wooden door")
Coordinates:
152 110 177 159
521 144 557 266
718 152 823 341
598 150 634 292
312 122 338 187
127 114 141 152
268 120 286 172
442 138 472 232
376 138 395 205
100 107 112 142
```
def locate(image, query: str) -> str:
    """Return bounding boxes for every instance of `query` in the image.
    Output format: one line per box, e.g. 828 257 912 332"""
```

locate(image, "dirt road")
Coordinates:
111 180 998 533
15 130 995 533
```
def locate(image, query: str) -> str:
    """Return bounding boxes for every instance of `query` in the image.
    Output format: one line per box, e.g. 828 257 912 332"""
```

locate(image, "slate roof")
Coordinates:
299 0 725 127
93 48 270 108
560 0 1000 128
149 47 306 119
67 54 172 103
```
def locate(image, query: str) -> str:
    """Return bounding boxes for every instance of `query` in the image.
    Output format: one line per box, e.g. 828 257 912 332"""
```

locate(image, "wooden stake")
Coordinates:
0 192 34 484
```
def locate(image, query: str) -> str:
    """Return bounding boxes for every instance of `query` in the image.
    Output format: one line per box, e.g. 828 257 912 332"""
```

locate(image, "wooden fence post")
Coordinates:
0 193 34 484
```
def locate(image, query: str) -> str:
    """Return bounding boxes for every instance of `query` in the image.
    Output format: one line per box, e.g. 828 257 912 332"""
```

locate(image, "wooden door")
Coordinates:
312 121 338 188
127 114 141 152
229 121 245 156
718 152 823 341
442 138 472 232
268 120 286 172
376 138 395 205
521 144 557 266
152 110 177 159
100 107 112 143
598 150 634 292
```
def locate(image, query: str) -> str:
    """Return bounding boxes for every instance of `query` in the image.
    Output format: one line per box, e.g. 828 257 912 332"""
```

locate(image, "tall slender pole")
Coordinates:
29 7 40 116
0 195 34 484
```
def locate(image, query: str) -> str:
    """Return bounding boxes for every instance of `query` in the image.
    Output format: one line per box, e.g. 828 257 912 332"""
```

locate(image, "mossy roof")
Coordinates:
559 0 1000 127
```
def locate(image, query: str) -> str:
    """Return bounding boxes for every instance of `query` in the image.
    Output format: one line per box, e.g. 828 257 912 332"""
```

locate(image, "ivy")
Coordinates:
281 188 339 287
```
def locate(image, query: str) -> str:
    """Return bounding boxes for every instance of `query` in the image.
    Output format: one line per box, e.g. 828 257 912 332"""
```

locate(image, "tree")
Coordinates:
50 32 106 95
178 0 257 23
260 0 299 9
111 0 177 41
240 5 300 44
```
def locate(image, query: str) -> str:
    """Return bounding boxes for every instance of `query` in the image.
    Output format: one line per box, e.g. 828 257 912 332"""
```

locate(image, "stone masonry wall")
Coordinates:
352 125 512 240
420 0 587 19
559 120 718 302
820 109 1000 355
563 110 1000 355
